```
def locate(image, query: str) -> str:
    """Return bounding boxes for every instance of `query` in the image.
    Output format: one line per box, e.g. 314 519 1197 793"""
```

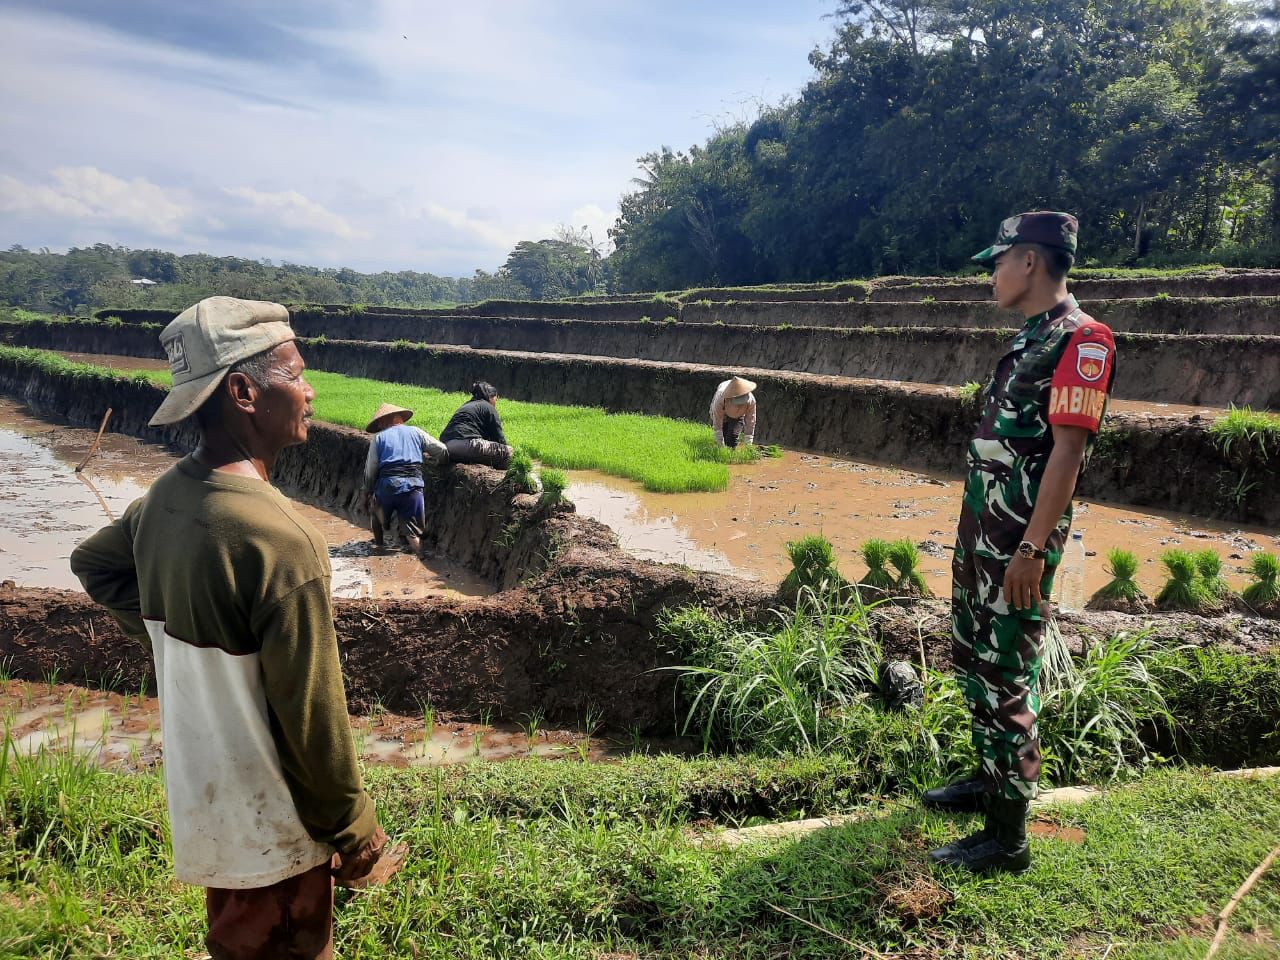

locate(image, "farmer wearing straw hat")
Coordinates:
70 297 403 958
709 376 757 448
364 402 448 555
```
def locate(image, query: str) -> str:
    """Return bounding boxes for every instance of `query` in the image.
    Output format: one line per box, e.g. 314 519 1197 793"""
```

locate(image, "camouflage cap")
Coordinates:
972 211 1078 263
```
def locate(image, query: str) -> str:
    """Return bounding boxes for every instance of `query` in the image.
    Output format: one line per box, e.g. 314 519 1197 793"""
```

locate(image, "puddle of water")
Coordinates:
567 455 1280 596
0 397 492 599
0 681 675 770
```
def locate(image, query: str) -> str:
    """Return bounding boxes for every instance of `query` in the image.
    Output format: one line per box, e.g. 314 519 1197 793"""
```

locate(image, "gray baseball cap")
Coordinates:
148 296 297 426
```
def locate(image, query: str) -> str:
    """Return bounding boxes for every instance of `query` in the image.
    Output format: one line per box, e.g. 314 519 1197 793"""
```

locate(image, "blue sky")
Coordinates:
0 1 835 275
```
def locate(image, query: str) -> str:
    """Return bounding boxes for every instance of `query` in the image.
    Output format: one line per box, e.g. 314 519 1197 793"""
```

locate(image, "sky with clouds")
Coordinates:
0 1 835 276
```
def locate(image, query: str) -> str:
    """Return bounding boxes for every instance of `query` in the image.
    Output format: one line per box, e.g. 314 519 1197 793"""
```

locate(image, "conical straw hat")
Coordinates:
725 376 757 399
365 402 413 433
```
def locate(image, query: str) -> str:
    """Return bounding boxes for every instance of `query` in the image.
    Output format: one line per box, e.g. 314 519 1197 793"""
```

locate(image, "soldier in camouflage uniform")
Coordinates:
926 212 1117 874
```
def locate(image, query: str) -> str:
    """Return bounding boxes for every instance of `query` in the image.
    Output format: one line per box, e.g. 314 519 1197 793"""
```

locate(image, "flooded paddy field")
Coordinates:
568 452 1280 596
0 397 491 600
0 679 660 772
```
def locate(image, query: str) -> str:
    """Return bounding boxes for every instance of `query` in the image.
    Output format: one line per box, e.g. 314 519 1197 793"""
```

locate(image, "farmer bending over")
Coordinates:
71 297 403 959
710 375 757 448
440 380 513 468
363 401 447 555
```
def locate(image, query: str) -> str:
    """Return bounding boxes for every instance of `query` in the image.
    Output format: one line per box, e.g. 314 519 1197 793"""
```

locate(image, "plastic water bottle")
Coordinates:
1056 530 1087 613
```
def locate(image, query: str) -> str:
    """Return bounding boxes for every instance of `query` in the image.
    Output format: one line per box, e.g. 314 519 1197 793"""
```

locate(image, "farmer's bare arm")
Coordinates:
1003 425 1089 611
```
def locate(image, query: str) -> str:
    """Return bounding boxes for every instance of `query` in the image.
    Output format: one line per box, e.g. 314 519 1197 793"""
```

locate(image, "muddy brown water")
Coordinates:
0 680 656 771
0 397 492 599
566 455 1280 596
43 350 1278 595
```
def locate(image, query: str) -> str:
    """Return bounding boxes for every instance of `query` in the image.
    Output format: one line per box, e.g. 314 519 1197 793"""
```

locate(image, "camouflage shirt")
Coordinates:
958 295 1117 561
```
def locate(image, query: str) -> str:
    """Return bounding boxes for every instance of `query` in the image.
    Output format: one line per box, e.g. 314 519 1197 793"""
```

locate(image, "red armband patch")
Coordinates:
1049 322 1115 432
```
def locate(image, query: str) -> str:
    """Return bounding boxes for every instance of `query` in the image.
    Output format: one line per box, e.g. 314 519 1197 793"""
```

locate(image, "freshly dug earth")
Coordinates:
5 581 1279 732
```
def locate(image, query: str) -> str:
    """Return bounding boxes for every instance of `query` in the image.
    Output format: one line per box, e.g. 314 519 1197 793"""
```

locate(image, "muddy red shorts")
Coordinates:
205 859 334 960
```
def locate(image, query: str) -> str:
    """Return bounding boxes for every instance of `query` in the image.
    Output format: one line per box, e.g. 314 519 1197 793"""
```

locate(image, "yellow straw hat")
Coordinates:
726 376 757 399
365 403 413 433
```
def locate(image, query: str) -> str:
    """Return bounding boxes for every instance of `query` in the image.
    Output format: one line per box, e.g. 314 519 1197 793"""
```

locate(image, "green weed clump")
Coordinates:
662 588 883 755
888 539 930 597
1038 626 1177 783
1095 549 1142 602
780 535 848 601
1210 404 1280 461
858 538 897 593
1242 552 1280 612
1155 549 1212 612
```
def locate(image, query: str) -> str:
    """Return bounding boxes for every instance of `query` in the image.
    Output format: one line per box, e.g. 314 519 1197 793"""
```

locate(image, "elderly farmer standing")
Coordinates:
363 402 447 555
710 376 757 448
71 297 403 958
926 213 1117 874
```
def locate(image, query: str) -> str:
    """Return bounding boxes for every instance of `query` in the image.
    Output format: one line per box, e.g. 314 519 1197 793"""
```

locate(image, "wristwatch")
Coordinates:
1017 540 1047 560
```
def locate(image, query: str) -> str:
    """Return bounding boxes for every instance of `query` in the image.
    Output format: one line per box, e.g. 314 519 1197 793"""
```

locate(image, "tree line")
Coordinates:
0 244 544 314
607 0 1280 291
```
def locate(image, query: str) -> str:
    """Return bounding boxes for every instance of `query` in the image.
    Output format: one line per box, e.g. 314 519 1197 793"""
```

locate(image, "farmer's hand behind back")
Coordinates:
333 825 407 888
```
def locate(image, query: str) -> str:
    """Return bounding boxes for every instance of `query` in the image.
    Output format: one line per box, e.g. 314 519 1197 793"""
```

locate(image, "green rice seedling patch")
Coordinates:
49 350 760 493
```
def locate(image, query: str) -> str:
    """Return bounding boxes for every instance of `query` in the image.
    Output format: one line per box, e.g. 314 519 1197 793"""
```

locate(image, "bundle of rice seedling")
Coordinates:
780 535 848 601
1087 548 1148 612
1194 549 1232 602
1154 549 1210 612
536 468 569 510
502 449 538 494
1242 552 1280 615
888 539 931 597
858 539 897 593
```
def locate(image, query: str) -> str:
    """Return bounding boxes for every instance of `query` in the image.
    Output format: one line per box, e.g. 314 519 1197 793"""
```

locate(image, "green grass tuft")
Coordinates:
537 468 569 509
780 535 848 601
1210 404 1280 461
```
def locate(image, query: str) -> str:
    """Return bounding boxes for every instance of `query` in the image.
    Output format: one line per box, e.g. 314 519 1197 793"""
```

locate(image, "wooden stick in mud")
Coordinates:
1205 843 1280 959
75 408 113 473
77 471 116 523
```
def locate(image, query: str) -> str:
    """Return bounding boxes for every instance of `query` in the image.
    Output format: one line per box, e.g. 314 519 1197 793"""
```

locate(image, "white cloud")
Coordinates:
0 166 191 236
222 186 365 240
422 202 522 253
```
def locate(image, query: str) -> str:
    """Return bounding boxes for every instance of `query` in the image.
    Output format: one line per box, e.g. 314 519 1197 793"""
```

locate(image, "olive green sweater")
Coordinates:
71 456 376 889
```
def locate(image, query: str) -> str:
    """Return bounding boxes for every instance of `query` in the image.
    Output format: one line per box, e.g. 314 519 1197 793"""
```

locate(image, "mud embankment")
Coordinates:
0 353 773 729
293 339 1278 524
3 333 1277 522
13 315 1275 410
680 296 1280 335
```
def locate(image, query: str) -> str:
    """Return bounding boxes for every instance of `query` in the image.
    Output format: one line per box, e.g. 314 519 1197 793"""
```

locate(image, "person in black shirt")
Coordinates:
440 381 513 468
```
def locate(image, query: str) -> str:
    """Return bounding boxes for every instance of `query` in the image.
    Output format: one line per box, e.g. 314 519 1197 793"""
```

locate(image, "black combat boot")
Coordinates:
954 795 1031 874
922 772 990 814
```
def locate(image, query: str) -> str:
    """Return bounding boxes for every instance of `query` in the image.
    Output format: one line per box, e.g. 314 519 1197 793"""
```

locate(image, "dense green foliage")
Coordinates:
608 1 1280 289
0 243 513 314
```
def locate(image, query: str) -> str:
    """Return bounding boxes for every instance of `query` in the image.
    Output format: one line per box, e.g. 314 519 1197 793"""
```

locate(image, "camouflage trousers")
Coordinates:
951 541 1058 802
